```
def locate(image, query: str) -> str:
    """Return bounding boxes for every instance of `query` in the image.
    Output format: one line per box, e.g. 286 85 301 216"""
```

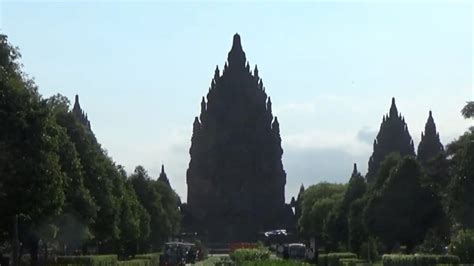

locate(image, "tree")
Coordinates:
129 166 180 251
449 229 474 263
446 129 474 229
0 34 66 265
348 197 370 257
325 164 367 251
298 183 346 250
461 101 474 119
365 156 444 252
115 166 150 257
46 95 97 254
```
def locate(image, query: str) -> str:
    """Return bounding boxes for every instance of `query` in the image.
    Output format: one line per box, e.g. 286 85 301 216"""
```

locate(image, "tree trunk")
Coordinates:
30 239 38 266
43 242 48 265
12 215 19 266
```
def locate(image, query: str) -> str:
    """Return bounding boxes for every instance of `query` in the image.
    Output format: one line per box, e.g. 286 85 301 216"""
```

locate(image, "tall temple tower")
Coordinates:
72 94 92 131
366 98 415 183
417 111 444 165
185 34 292 242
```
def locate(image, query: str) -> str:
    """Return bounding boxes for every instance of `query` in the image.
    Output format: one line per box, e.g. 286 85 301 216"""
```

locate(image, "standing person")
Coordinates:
313 247 319 264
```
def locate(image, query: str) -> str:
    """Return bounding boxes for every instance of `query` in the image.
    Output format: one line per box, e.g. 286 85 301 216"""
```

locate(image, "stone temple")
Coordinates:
184 34 294 242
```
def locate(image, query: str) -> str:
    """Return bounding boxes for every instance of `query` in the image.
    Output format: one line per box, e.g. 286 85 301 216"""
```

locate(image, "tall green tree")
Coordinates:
115 166 150 257
46 95 98 254
325 164 367 251
0 34 66 265
129 166 180 251
298 182 346 250
365 156 443 252
446 128 474 229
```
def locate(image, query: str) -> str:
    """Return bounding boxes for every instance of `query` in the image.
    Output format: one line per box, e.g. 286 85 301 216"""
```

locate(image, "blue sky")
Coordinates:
1 1 472 202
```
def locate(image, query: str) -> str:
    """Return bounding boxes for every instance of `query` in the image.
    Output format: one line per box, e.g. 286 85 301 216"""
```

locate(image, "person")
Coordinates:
314 247 319 263
305 248 314 262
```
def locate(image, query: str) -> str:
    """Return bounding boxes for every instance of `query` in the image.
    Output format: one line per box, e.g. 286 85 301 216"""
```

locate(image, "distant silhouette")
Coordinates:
72 94 92 131
417 111 444 165
158 164 171 187
366 98 415 183
184 34 294 242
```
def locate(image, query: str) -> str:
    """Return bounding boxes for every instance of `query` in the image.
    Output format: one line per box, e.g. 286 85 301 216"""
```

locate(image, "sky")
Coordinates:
1 1 472 202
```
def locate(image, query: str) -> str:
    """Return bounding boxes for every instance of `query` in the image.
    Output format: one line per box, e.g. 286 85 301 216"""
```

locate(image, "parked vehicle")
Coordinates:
277 243 307 260
159 242 186 266
288 243 306 260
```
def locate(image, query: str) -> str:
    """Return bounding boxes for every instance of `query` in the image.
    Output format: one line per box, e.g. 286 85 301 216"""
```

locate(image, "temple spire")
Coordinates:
267 97 272 113
227 33 246 68
272 117 280 133
158 164 171 187
72 94 92 131
214 65 220 81
366 98 415 183
417 110 444 165
352 163 359 177
389 97 398 118
73 94 81 113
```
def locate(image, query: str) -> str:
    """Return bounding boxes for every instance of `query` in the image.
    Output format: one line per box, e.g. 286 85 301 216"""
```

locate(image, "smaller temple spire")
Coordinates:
254 65 259 79
72 94 92 131
352 163 359 177
258 79 264 90
201 97 206 113
73 94 81 113
214 65 220 81
389 97 398 118
158 164 171 187
298 184 305 196
290 196 296 207
267 97 272 113
193 117 201 133
272 117 280 134
417 110 444 164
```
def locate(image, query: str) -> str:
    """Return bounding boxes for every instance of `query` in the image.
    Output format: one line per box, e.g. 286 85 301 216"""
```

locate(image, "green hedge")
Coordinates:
326 253 357 266
436 255 460 265
50 254 161 266
117 259 150 266
319 254 328 266
382 254 461 266
54 255 118 266
230 248 270 263
339 258 366 266
133 253 160 266
241 260 310 265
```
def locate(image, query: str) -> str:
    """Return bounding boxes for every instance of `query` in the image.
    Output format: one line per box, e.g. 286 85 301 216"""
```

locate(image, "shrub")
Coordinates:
382 254 461 266
54 255 118 266
436 255 460 264
230 248 270 263
339 258 365 266
326 253 357 266
319 254 328 266
134 253 160 266
382 254 415 266
241 260 310 266
117 259 150 266
449 229 474 263
414 254 438 266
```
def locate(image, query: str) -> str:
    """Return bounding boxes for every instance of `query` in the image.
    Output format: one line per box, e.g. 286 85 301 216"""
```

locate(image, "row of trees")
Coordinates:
0 34 180 265
297 106 473 259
